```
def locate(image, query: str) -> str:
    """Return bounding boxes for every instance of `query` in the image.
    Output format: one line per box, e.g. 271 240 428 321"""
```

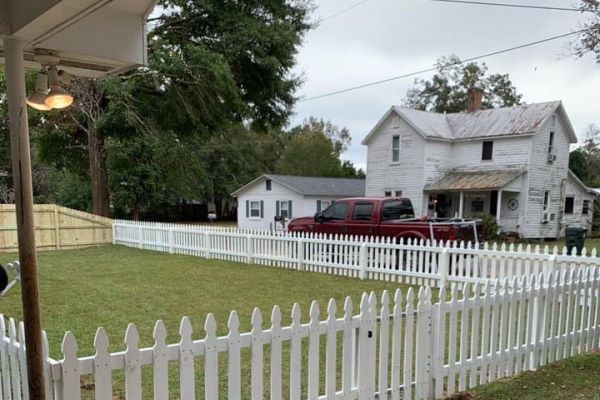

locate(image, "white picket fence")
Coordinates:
2 267 599 400
113 220 600 287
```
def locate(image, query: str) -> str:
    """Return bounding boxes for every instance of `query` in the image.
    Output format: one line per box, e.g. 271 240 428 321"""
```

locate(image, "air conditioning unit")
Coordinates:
547 153 557 163
541 212 549 224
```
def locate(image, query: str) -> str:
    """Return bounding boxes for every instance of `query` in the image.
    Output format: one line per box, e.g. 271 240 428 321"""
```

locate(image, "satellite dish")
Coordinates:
0 265 8 292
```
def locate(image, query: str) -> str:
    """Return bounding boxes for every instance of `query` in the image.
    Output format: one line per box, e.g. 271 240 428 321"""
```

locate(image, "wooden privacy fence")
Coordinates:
113 220 600 288
1 269 599 400
0 204 112 252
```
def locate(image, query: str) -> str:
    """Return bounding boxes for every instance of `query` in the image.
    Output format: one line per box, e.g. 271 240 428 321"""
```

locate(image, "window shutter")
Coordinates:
276 200 280 217
260 200 264 218
317 200 322 213
246 200 249 218
289 201 292 218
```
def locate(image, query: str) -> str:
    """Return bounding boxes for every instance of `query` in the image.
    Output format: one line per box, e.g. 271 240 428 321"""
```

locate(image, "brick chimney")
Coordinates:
467 87 484 112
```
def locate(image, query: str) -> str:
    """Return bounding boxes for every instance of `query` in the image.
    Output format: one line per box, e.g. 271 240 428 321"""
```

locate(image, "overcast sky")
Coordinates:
290 0 600 171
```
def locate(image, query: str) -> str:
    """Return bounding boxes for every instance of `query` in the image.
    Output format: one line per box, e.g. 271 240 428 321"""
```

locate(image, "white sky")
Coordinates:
290 0 600 171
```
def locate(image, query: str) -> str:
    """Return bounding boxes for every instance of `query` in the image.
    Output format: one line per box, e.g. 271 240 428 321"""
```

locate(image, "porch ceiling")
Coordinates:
425 170 524 192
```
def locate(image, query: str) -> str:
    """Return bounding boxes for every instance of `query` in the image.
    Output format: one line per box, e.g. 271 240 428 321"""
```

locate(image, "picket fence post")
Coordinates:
204 232 211 259
438 248 450 288
168 228 174 254
138 226 144 249
112 222 116 245
246 235 254 264
415 287 434 400
359 243 368 280
297 238 305 271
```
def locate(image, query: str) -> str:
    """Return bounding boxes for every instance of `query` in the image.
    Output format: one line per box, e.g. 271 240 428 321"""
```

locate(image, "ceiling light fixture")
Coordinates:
26 70 53 111
44 66 73 109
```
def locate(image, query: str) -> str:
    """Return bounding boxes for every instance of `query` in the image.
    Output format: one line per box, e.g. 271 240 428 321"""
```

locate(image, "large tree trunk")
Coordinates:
88 129 110 217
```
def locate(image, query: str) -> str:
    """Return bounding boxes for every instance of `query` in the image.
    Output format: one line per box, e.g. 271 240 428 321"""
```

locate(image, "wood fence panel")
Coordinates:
0 204 112 252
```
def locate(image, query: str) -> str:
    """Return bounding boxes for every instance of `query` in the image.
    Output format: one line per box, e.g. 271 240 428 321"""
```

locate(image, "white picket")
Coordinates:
7 320 20 400
204 314 219 400
94 327 112 400
152 321 168 400
325 299 337 400
124 324 142 400
270 306 283 400
0 317 10 400
179 317 195 400
60 332 80 400
289 304 301 400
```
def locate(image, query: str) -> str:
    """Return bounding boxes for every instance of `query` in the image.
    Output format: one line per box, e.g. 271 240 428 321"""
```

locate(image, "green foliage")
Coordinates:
569 148 588 183
474 213 501 241
404 55 523 113
276 118 363 178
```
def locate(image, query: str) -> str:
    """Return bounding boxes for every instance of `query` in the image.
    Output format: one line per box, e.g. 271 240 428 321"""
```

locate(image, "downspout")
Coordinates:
557 178 566 239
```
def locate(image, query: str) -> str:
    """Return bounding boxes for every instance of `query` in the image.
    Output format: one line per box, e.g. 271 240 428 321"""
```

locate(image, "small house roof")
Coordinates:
362 101 578 144
232 174 366 197
424 170 525 192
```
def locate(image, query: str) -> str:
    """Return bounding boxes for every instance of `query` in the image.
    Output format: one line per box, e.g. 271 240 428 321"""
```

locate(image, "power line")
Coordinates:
299 29 587 102
420 0 592 13
315 0 373 25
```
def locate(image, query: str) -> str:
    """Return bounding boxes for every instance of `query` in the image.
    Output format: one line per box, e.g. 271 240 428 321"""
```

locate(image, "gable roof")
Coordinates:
567 170 597 195
362 101 578 144
232 174 366 197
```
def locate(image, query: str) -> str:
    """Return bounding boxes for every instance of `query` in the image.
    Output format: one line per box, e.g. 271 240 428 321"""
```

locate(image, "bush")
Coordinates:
473 213 500 241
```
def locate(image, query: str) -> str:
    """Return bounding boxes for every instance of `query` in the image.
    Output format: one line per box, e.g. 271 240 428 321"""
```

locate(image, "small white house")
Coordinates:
363 89 596 238
232 174 365 231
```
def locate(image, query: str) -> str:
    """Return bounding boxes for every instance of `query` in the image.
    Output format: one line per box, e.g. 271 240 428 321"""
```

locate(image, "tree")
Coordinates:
576 1 600 62
404 55 523 113
276 119 363 178
569 148 588 183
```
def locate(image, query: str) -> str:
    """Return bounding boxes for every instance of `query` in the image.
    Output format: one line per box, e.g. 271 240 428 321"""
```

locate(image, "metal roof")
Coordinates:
232 174 366 197
362 101 578 144
424 170 525 191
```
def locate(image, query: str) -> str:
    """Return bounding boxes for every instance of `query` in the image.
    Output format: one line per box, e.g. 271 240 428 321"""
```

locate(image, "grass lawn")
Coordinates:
0 245 413 398
469 351 600 400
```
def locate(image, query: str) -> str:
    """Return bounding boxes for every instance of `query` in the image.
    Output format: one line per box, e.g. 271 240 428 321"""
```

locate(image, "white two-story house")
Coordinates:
362 89 595 239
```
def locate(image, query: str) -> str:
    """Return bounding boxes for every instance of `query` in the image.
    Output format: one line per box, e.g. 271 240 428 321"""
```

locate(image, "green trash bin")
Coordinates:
565 226 587 256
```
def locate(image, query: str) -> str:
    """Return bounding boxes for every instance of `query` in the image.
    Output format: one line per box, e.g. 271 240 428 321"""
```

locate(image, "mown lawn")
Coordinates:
0 245 414 399
470 351 600 400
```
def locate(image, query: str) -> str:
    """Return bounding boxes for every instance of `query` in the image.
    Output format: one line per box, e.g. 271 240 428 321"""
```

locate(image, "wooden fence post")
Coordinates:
54 204 60 250
297 238 304 271
138 227 144 249
204 232 211 259
359 243 368 280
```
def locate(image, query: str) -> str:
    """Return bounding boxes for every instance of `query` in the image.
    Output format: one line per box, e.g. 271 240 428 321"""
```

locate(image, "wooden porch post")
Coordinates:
458 191 464 219
496 190 502 221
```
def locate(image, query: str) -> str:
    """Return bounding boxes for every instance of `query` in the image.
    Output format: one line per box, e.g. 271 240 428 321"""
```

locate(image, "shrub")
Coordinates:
473 213 500 241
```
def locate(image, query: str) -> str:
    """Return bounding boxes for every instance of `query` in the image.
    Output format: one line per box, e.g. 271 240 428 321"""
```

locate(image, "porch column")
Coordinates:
496 190 502 220
458 191 464 219
5 38 45 399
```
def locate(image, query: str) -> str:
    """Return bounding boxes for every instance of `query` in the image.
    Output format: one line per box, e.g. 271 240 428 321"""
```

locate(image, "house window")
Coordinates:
548 131 555 155
564 196 574 214
352 203 374 221
391 135 400 163
471 198 484 213
481 141 493 161
249 201 261 218
279 200 291 219
317 200 332 212
543 191 550 212
323 201 349 220
266 179 272 191
583 200 591 215
394 190 403 197
384 190 392 197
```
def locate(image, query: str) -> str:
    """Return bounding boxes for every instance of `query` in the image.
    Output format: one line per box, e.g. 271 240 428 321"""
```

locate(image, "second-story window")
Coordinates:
548 131 555 155
482 141 494 161
391 135 400 163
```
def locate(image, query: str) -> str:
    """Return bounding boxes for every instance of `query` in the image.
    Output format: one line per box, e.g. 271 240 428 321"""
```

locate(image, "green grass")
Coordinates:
0 245 414 399
470 351 600 400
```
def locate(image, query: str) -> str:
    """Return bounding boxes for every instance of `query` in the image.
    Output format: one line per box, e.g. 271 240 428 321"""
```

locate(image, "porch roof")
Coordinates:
424 170 524 192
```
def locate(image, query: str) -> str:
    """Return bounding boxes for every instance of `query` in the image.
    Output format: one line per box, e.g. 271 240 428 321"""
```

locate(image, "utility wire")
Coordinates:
315 0 373 24
299 29 587 102
420 0 592 13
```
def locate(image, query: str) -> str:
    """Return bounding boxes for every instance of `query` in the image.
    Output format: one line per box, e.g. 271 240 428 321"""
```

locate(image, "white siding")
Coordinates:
562 175 594 233
365 115 427 213
449 136 531 171
523 113 571 238
236 178 354 230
